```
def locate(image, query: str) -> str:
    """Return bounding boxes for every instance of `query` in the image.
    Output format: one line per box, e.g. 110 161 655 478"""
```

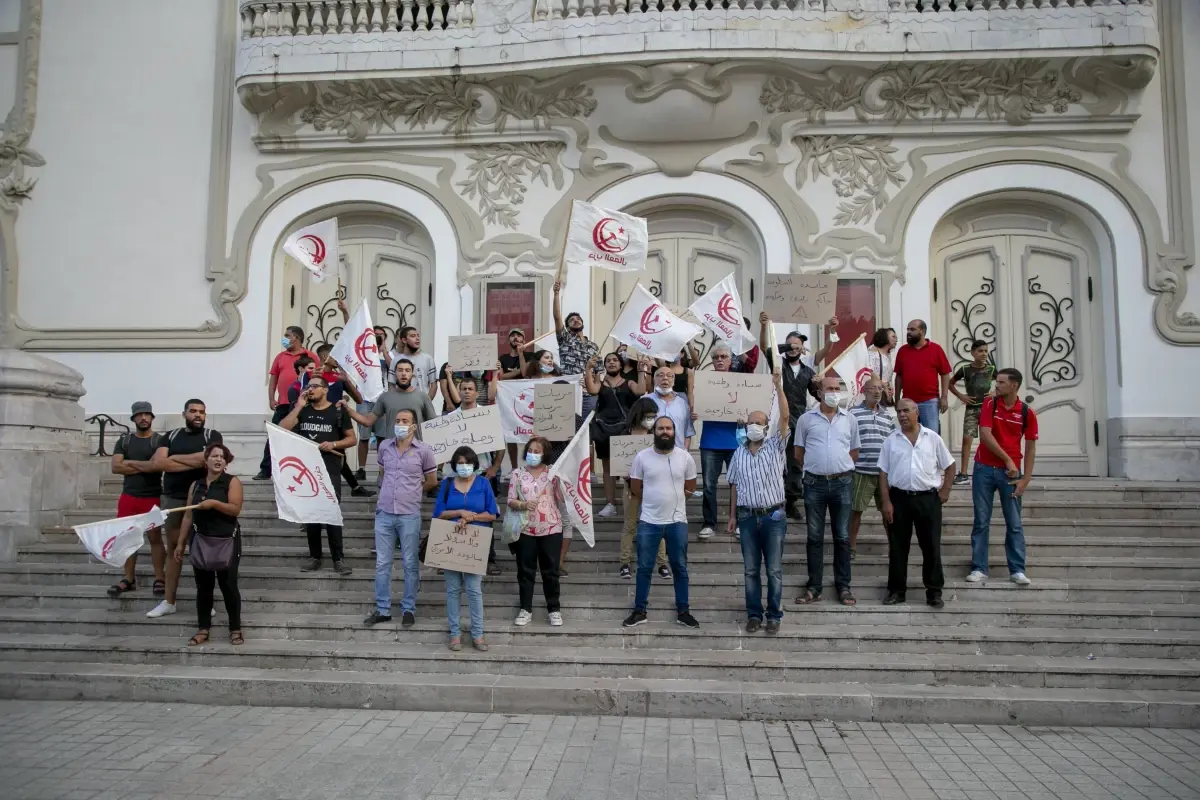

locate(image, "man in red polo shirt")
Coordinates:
967 367 1038 587
893 319 951 433
255 325 317 480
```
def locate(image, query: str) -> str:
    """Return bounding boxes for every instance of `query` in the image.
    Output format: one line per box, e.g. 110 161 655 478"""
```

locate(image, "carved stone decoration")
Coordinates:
456 142 565 229
0 0 43 214
794 135 907 227
761 60 1086 127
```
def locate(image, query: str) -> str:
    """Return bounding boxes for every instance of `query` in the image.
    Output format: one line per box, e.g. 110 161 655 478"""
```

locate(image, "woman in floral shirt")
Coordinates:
507 436 565 628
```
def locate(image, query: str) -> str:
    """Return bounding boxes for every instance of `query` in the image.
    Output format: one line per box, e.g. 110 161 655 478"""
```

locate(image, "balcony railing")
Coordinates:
240 1 475 37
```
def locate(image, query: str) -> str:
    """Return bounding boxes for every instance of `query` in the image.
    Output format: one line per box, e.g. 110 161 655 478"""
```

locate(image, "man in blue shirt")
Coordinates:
696 343 749 539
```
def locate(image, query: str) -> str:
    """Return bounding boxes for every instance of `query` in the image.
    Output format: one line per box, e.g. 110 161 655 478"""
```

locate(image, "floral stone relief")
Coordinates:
794 135 906 228
457 142 566 230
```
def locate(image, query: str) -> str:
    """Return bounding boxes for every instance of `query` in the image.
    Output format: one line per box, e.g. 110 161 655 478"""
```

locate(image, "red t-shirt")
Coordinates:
975 396 1039 471
269 349 317 404
894 341 951 403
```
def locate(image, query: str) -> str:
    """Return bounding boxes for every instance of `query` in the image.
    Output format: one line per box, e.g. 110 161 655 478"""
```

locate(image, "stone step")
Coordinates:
2 563 1199 604
0 633 1195 690
3 609 1195 659
3 584 1197 629
2 660 1195 726
17 543 1198 581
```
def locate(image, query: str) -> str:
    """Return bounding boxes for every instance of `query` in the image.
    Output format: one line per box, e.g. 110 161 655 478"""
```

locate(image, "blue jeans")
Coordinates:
916 398 941 433
738 509 787 621
700 449 734 527
970 464 1026 575
373 510 422 615
803 474 852 594
445 570 483 639
634 522 690 613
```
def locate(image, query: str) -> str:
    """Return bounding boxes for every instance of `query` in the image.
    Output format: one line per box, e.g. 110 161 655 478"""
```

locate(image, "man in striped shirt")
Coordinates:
849 377 896 559
726 371 790 634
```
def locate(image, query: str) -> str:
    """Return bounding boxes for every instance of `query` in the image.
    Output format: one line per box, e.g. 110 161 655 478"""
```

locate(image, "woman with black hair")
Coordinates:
524 349 562 378
869 327 898 406
618 397 669 580
585 351 652 518
507 435 564 627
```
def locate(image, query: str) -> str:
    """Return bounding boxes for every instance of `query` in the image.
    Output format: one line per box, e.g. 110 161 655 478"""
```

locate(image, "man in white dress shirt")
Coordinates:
878 398 957 609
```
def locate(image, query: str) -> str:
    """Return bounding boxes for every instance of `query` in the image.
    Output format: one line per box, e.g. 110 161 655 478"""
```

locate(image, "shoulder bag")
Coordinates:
503 473 528 544
590 382 629 441
187 480 238 572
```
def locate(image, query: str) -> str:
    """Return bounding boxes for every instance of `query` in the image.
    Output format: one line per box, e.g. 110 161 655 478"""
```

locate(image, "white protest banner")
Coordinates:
422 518 491 575
822 333 872 404
608 434 652 478
448 334 498 372
609 284 703 359
530 330 561 370
534 383 576 441
421 404 505 465
563 200 648 273
266 423 343 526
73 506 166 568
496 376 583 443
689 273 756 355
692 371 776 423
549 412 595 547
763 274 836 324
330 298 386 402
283 218 339 284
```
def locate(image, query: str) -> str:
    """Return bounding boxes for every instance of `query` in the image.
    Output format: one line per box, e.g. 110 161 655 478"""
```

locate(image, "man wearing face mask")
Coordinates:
893 319 952 433
255 325 317 481
795 375 861 606
365 409 438 627
726 371 790 633
649 366 695 450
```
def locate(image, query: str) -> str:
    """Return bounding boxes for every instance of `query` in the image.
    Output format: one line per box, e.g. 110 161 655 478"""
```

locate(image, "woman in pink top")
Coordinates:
507 436 564 628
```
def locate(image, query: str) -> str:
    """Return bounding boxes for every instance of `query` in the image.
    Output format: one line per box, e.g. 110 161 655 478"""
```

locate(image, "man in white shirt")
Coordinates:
623 416 699 630
390 325 438 403
649 366 695 450
878 398 957 609
794 376 861 606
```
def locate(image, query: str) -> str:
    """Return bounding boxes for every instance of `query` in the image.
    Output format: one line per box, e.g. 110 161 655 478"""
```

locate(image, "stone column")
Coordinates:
0 350 89 561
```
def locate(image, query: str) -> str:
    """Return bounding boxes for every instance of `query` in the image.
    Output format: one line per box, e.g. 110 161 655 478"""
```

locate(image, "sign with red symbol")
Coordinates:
73 507 166 568
823 333 873 405
688 273 756 355
283 218 340 284
330 298 386 401
496 376 584 444
266 424 343 526
548 411 596 547
563 200 648 273
609 284 702 360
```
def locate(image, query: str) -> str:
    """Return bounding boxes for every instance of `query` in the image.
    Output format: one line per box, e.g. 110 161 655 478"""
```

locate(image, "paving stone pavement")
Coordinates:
0 701 1198 800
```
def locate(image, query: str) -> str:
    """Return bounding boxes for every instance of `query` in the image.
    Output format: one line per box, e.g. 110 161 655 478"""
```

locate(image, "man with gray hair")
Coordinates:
695 342 744 539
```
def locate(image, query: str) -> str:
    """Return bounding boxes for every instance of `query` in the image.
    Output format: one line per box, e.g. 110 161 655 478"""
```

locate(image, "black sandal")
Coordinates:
106 578 135 598
188 630 210 646
795 590 822 605
152 579 165 596
230 630 244 646
838 589 857 606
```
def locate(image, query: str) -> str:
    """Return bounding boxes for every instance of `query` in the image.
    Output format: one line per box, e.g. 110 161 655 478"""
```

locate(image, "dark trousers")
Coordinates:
259 404 291 473
195 558 241 630
305 468 343 561
887 488 945 601
339 461 361 492
517 532 562 613
784 418 803 506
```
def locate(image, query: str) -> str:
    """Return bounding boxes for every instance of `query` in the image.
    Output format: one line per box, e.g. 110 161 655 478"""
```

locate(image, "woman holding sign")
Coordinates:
431 446 499 652
586 352 652 518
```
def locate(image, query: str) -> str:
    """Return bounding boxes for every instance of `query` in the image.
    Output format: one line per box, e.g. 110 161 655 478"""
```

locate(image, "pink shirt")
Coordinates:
269 349 318 404
508 467 562 537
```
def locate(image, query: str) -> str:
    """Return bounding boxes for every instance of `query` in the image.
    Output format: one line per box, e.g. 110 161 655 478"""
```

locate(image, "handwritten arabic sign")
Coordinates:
420 404 504 465
448 334 497 372
534 383 575 441
692 371 775 423
762 274 836 324
423 518 490 576
608 434 652 478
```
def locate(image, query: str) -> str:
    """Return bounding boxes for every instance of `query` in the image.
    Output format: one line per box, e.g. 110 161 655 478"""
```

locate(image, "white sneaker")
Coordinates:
514 609 533 626
597 504 617 518
1010 572 1032 586
698 527 714 540
964 570 986 583
691 490 703 498
549 612 564 627
146 601 176 618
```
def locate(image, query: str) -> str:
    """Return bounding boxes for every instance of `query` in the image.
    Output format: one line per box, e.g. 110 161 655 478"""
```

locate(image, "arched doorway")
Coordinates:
930 196 1107 477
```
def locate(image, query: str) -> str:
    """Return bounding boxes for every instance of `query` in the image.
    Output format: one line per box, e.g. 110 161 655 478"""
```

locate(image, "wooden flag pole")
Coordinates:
599 281 641 350
816 332 867 378
768 319 781 376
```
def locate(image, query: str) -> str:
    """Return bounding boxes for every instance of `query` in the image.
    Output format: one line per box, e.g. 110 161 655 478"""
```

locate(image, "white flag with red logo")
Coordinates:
609 283 703 359
496 376 583 444
266 423 344 526
283 218 339 283
548 411 595 547
330 298 385 402
688 273 756 355
826 333 872 405
563 200 648 273
73 506 166 568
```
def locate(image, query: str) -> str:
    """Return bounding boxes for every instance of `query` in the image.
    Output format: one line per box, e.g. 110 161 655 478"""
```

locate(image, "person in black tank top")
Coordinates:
174 444 244 646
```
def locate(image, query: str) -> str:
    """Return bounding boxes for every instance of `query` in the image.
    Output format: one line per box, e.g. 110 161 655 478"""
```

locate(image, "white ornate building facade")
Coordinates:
0 0 1197 479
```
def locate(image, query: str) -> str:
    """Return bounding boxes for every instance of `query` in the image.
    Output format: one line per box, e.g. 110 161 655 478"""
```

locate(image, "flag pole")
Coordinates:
816 332 867 378
768 319 781 376
553 203 575 284
599 281 641 350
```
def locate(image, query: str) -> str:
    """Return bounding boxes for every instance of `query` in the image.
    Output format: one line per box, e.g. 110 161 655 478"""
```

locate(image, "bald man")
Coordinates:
893 319 951 434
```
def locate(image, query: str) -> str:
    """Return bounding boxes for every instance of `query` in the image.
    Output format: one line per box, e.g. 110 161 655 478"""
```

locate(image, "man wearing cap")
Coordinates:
107 402 165 599
553 279 600 417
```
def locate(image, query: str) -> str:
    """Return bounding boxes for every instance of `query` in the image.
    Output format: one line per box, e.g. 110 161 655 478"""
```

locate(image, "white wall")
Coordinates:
1182 0 1200 320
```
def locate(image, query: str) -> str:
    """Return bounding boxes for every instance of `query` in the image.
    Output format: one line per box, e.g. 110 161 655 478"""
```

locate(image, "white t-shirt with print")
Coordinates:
628 446 698 525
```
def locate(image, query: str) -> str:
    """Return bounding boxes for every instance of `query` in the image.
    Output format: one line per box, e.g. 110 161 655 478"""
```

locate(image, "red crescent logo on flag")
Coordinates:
854 367 873 394
278 455 319 498
716 293 740 325
592 218 630 254
297 234 327 265
514 389 536 425
639 304 671 335
101 535 117 559
353 329 378 364
577 459 592 505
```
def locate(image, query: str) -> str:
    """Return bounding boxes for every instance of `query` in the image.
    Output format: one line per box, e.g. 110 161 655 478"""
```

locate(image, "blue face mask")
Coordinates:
471 370 484 378
735 428 749 447
281 337 290 349
455 464 474 479
525 452 542 467
393 424 410 440
540 363 554 374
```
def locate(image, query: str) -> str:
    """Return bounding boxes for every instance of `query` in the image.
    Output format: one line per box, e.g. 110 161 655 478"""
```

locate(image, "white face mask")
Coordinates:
746 424 766 442
525 452 542 467
654 385 672 396
641 416 657 430
393 424 410 439
823 392 841 408
455 464 474 478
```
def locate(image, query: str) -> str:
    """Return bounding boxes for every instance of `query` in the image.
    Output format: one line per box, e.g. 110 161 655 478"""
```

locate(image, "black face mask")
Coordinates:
654 434 674 451
784 351 800 363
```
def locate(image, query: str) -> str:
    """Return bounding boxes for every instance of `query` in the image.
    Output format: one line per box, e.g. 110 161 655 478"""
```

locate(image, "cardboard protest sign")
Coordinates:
692 371 775 423
608 434 652 478
448 334 497 372
422 518 491 575
534 383 576 441
762 274 836 324
420 404 504 465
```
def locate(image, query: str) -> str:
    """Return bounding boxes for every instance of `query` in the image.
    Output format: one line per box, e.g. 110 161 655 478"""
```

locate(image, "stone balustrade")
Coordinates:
239 0 475 37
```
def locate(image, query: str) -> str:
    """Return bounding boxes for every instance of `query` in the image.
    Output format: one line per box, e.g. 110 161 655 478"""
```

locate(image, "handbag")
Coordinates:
186 479 239 572
589 382 629 441
503 476 528 544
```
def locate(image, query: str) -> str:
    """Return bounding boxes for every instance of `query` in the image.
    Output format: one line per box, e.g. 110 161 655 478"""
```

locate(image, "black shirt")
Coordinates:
161 428 224 500
499 352 531 375
189 472 239 539
114 432 163 498
294 403 352 473
595 379 640 424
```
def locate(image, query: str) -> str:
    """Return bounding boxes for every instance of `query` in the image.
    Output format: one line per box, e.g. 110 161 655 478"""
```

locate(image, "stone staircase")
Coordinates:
0 474 1198 726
